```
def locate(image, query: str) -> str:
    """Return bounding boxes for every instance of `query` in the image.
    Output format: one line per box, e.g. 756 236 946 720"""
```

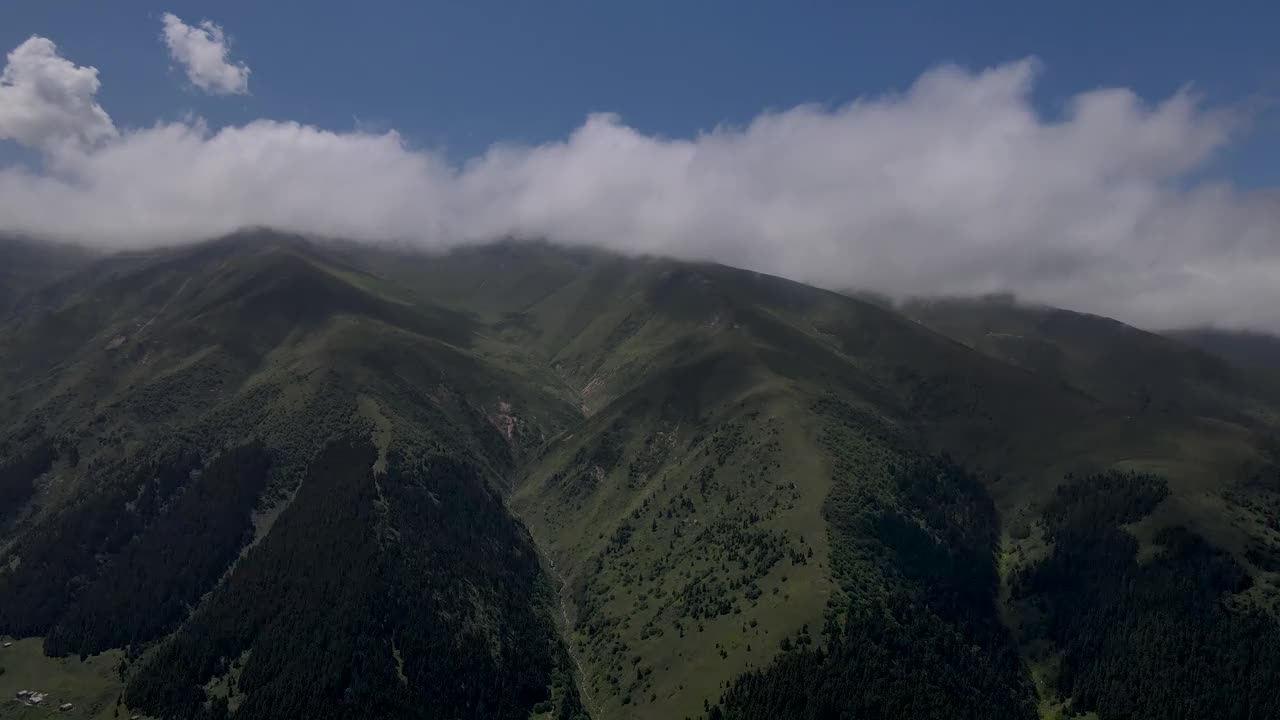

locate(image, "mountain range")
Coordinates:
2 231 1279 720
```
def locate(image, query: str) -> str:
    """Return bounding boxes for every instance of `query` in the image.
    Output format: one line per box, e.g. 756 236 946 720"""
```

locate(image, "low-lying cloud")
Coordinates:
1 35 1278 333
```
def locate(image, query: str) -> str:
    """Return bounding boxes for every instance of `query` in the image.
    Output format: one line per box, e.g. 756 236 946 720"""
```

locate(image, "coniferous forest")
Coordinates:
715 455 1037 720
123 439 583 720
1012 472 1280 719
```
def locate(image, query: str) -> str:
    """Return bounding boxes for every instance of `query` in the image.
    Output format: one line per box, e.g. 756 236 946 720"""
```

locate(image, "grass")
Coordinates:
514 385 838 720
0 638 126 719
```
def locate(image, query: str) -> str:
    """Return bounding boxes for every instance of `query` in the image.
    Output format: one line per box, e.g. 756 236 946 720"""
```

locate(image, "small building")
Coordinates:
2 641 12 647
60 702 75 711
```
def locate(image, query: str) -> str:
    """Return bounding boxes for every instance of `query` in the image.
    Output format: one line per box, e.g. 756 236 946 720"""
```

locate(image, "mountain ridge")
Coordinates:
2 231 1278 720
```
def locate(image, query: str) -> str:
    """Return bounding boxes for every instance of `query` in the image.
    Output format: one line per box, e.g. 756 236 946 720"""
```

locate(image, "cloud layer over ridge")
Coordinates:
1 34 1277 333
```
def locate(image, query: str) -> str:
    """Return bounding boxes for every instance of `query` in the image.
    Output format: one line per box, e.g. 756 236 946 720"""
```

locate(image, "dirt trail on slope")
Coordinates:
136 277 191 335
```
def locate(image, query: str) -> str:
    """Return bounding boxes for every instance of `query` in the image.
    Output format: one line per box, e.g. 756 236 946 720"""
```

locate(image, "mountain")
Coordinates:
0 234 93 314
901 295 1280 428
2 233 1279 720
1166 327 1280 372
0 235 586 720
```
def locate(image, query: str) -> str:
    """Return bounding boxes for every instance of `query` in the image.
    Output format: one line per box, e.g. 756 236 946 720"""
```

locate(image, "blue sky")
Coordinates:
2 2 1278 332
3 1 1275 181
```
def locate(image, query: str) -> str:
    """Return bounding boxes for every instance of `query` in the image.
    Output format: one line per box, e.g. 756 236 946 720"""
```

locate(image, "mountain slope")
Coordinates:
0 234 587 719
466 249 1275 718
902 295 1280 429
0 234 92 314
1167 327 1280 372
2 235 1279 720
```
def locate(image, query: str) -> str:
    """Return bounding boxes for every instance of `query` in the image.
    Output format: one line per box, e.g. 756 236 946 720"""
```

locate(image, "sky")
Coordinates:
1 1 1278 332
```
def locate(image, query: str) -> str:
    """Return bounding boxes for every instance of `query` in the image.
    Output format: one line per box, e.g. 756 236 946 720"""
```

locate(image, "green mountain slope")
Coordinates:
2 234 1279 720
0 235 93 314
900 295 1280 546
902 295 1280 428
0 234 587 719
490 256 1279 719
1167 327 1280 372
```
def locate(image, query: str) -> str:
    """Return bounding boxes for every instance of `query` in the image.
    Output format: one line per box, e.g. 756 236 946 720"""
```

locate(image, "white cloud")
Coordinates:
161 13 250 95
0 36 116 151
1 37 1279 333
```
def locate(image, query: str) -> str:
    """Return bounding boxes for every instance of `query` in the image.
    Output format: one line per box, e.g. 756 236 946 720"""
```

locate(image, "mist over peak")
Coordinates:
2 30 1277 334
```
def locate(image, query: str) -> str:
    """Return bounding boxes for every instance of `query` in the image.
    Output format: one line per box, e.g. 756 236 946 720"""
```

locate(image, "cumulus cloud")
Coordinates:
1 37 1278 333
0 36 116 151
161 13 250 95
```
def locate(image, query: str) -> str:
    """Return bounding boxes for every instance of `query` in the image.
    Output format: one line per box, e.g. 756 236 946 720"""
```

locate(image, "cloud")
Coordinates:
0 36 116 151
161 13 250 95
1 37 1278 333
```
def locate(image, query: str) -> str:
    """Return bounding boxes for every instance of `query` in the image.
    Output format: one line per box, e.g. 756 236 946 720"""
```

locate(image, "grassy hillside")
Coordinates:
2 235 1278 719
0 233 587 720
901 295 1280 537
903 296 1280 428
462 248 1272 718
